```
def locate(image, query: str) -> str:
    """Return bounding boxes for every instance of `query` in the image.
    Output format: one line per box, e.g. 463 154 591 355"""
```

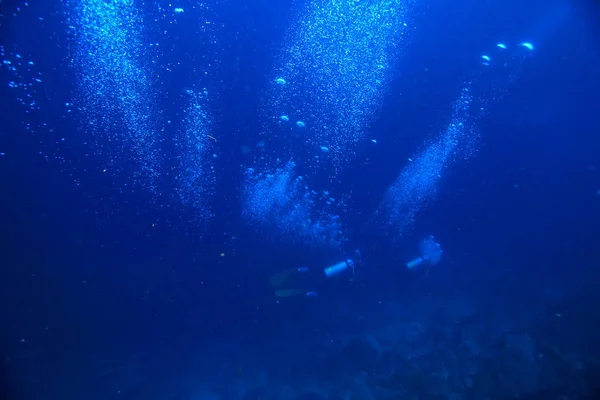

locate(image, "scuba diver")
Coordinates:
269 249 361 300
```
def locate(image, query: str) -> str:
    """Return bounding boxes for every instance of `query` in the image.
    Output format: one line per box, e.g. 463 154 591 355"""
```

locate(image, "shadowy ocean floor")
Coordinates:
4 278 599 400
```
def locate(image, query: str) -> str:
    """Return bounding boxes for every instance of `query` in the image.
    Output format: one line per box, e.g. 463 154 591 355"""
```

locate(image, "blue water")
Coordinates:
1 0 600 399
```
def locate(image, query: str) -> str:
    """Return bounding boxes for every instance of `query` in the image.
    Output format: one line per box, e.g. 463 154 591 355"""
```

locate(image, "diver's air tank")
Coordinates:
323 259 354 277
406 257 425 269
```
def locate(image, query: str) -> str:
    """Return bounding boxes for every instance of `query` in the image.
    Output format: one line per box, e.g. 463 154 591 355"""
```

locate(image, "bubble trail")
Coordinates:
175 90 215 222
381 87 474 235
64 0 161 189
242 161 345 249
379 40 536 237
263 0 411 172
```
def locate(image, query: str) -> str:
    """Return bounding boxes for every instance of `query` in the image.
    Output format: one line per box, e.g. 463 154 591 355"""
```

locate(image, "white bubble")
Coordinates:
275 77 287 85
296 120 305 128
320 146 329 153
519 42 534 50
280 115 289 121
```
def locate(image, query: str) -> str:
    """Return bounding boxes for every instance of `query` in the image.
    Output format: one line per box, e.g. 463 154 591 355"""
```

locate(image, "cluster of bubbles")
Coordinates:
2 48 43 116
245 0 413 246
380 41 535 237
64 0 161 188
5 2 35 16
380 87 475 235
1 40 69 164
174 89 215 221
242 161 345 248
476 42 535 110
5 0 542 251
263 0 411 172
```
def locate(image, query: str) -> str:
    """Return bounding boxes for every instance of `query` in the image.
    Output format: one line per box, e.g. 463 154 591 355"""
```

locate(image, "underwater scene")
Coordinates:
1 0 600 399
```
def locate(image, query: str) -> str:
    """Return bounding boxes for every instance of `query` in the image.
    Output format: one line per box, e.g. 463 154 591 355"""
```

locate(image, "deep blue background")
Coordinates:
1 0 600 398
